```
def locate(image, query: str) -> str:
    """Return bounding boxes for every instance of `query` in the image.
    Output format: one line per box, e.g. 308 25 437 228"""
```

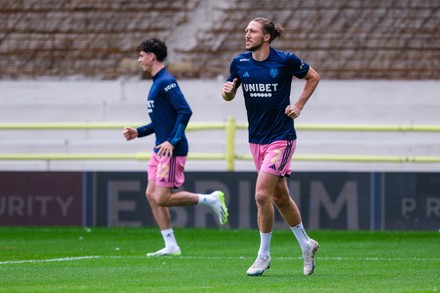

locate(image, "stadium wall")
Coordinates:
1 0 439 80
1 171 439 231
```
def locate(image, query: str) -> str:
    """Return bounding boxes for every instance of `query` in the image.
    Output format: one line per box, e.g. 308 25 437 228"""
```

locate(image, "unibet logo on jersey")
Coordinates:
243 83 279 98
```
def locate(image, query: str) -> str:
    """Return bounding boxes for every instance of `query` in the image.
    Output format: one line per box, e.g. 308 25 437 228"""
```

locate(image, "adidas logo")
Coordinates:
269 164 276 170
243 72 250 77
160 178 166 182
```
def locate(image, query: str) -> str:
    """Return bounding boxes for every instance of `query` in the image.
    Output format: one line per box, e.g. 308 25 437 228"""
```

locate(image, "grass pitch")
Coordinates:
1 227 439 292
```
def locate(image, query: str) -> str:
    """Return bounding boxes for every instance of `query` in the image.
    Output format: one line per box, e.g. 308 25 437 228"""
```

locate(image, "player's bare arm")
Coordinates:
285 67 320 119
222 78 238 101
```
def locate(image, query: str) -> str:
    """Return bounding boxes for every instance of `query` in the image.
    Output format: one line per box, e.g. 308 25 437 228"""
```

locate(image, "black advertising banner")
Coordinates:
289 172 371 230
1 171 438 230
0 172 83 226
93 171 371 230
94 172 150 227
182 172 371 230
384 173 440 230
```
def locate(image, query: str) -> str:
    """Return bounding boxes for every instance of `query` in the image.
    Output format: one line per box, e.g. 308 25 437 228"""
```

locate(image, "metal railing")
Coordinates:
1 117 440 170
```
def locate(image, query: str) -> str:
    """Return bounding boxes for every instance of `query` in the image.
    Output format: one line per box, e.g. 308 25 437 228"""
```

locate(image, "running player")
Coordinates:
221 17 320 276
124 38 228 257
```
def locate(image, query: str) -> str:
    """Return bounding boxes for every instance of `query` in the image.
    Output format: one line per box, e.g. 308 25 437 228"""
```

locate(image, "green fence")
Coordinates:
1 116 440 170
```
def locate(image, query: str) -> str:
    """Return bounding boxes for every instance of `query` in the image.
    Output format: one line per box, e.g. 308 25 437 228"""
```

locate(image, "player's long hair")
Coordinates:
252 17 284 43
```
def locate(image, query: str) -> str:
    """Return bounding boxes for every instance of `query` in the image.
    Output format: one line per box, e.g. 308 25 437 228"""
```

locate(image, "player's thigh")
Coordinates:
153 184 173 206
255 171 280 203
146 180 156 201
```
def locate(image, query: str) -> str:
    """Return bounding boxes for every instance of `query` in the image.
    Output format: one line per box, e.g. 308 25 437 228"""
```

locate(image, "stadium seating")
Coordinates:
0 0 202 78
0 0 438 79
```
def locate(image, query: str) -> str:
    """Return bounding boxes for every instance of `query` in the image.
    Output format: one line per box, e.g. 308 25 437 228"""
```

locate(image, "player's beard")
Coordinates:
246 37 264 52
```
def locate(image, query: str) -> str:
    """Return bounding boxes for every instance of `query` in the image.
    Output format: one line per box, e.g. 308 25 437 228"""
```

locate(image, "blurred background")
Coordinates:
1 0 439 171
0 0 439 229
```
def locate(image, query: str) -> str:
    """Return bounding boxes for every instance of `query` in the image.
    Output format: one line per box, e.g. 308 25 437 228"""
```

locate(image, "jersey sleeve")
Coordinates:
137 123 155 137
287 53 310 79
227 57 242 89
164 83 192 146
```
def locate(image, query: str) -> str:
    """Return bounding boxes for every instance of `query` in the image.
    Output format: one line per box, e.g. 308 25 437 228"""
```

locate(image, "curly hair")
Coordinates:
136 38 167 62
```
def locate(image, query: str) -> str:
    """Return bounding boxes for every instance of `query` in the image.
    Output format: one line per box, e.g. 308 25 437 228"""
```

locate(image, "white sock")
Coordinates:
161 228 178 248
197 193 215 206
291 223 311 251
257 231 272 259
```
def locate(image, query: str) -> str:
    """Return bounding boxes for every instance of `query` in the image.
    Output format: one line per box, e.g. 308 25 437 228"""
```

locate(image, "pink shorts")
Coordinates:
147 152 186 188
249 140 297 177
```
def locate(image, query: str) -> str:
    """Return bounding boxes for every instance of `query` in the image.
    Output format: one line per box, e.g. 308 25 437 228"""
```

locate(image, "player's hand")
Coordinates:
156 141 174 157
222 78 238 101
285 104 301 119
123 127 138 141
223 78 237 94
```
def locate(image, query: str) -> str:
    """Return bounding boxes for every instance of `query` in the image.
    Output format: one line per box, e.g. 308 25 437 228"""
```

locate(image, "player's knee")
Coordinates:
146 190 166 207
255 191 271 206
146 189 154 202
155 196 168 207
273 195 288 208
154 191 173 207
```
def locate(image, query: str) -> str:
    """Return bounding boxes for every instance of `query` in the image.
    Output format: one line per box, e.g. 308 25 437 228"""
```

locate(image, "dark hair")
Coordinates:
252 17 284 43
136 38 167 61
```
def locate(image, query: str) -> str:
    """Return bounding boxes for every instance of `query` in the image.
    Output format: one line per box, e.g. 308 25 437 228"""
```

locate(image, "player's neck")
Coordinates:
251 45 270 62
151 62 165 77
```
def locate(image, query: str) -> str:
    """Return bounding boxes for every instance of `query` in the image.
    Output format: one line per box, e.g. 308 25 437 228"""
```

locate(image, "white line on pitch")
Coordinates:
1 255 439 265
0 256 102 265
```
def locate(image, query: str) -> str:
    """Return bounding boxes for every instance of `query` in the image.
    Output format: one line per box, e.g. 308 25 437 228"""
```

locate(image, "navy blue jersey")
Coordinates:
227 48 309 144
137 68 192 156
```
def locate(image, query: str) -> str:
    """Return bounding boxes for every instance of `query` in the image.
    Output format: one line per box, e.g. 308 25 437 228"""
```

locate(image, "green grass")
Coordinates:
0 227 439 292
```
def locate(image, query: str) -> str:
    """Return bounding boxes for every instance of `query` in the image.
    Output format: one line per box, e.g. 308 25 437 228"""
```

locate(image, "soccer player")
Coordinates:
124 38 229 257
221 17 320 276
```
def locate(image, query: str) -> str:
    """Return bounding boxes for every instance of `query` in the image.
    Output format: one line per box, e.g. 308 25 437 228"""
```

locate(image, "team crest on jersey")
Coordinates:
270 68 279 78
